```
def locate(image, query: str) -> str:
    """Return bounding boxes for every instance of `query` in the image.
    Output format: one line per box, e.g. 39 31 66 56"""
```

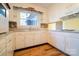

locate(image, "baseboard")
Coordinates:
14 43 48 52
48 43 70 56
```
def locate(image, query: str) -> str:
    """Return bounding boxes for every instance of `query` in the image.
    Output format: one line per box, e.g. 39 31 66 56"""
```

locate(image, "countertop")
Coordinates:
0 32 9 39
1 29 79 39
49 30 79 33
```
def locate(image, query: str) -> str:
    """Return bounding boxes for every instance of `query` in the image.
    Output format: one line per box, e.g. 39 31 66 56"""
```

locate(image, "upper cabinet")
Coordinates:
65 4 79 16
48 4 79 22
48 4 70 22
61 6 79 19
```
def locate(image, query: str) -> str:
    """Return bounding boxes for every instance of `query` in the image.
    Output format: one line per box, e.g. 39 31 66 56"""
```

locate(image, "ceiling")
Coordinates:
9 3 53 9
31 3 53 8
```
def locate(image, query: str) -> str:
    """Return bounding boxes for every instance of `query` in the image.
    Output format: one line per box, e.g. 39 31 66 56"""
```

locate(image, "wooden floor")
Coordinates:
14 44 66 56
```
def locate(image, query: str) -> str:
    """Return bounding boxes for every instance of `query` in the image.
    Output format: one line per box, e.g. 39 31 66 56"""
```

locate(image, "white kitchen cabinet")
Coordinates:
48 31 57 47
6 41 13 56
24 31 47 48
0 38 6 56
39 31 47 44
0 33 14 56
15 31 47 49
33 31 47 45
0 49 6 56
6 33 14 56
15 32 25 49
24 32 34 47
53 32 65 52
11 33 16 50
31 32 39 46
49 31 79 56
65 33 79 56
49 32 65 52
15 32 35 49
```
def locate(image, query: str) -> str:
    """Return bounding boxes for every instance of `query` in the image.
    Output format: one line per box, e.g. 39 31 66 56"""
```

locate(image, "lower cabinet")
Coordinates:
49 32 79 56
53 32 65 52
6 33 14 56
26 31 47 47
6 41 13 56
39 31 47 44
0 33 14 56
50 32 65 52
0 49 6 56
33 31 47 45
65 33 79 56
15 31 47 50
15 32 25 49
0 38 6 56
24 32 34 47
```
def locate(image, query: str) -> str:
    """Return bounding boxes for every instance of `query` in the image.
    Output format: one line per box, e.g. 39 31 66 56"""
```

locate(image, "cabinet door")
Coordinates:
6 41 13 56
6 34 15 56
53 32 65 51
33 31 47 45
49 32 65 52
48 32 57 47
0 49 6 56
33 32 41 45
12 33 16 50
39 31 47 44
24 32 34 47
65 36 79 56
24 31 47 48
0 38 6 56
15 32 25 49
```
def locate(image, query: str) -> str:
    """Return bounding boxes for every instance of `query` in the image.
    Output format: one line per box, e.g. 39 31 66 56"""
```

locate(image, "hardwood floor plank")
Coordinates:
14 44 66 56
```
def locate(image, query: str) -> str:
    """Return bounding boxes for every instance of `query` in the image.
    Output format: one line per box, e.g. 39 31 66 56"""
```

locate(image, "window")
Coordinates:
0 4 6 17
20 11 39 27
20 12 30 18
